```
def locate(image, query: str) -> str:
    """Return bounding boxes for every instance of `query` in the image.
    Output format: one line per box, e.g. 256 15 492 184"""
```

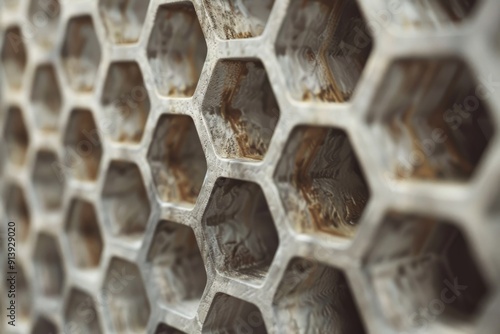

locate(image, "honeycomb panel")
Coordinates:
64 288 102 334
30 64 62 131
99 0 150 44
33 233 65 297
202 59 280 160
1 26 27 90
32 150 65 211
147 2 207 97
3 106 29 166
147 114 207 206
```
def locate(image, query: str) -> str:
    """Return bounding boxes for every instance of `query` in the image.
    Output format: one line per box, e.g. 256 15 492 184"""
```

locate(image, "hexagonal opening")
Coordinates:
99 0 150 44
147 2 207 97
367 58 494 182
146 220 206 315
64 288 102 334
32 317 58 334
389 0 480 29
101 161 150 237
155 323 185 334
65 199 103 269
102 257 150 333
147 115 207 206
61 16 101 92
3 106 29 166
5 263 31 322
30 64 62 131
33 233 65 297
32 150 65 211
366 213 489 331
101 62 150 143
1 26 27 89
274 126 370 240
202 178 279 283
202 59 280 160
276 0 372 102
273 258 366 333
63 109 103 181
28 0 61 47
3 183 30 242
202 293 267 333
202 0 275 39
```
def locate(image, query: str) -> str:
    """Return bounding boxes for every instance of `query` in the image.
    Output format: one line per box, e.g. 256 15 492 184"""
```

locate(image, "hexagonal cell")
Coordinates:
32 150 65 211
99 0 150 44
30 64 62 131
28 0 61 47
61 16 101 92
388 0 480 29
203 293 267 333
33 233 65 297
147 2 207 97
65 199 103 269
5 264 31 322
101 62 150 143
202 0 275 39
64 288 102 334
147 115 207 206
155 323 185 334
146 220 206 315
101 161 151 237
202 59 280 160
32 317 58 334
1 26 27 89
63 109 103 181
365 213 489 331
3 106 29 166
274 126 370 240
202 178 279 282
367 58 494 182
32 150 65 207
102 258 150 332
275 0 373 102
3 183 30 242
273 258 366 333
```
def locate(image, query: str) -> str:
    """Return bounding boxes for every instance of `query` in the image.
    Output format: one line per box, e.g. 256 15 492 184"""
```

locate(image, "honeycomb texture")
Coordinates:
1 0 500 333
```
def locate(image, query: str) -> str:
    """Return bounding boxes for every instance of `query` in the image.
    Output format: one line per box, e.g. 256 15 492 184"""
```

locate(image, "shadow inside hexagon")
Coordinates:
202 0 275 39
63 109 103 181
65 199 103 269
64 288 102 334
3 106 29 166
3 183 30 242
31 64 62 131
272 258 366 333
99 0 150 44
1 26 27 89
155 323 186 334
367 58 494 182
387 0 480 29
102 257 150 333
146 220 206 316
202 178 279 284
5 263 31 323
202 59 280 160
33 233 65 298
275 0 372 102
101 61 150 143
274 126 370 241
32 150 65 211
147 115 207 207
101 161 150 238
202 293 267 333
28 0 61 47
32 317 58 334
61 16 101 92
365 213 489 331
147 2 207 97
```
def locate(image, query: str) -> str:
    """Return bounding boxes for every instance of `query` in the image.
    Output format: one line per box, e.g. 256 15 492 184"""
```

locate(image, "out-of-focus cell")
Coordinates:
3 183 30 242
32 317 58 334
147 2 207 97
147 115 207 206
155 323 186 334
64 288 102 333
1 26 27 89
202 59 280 160
99 0 150 44
28 0 61 47
32 150 65 211
3 106 29 166
61 16 101 92
203 0 275 39
33 233 65 297
31 64 62 131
